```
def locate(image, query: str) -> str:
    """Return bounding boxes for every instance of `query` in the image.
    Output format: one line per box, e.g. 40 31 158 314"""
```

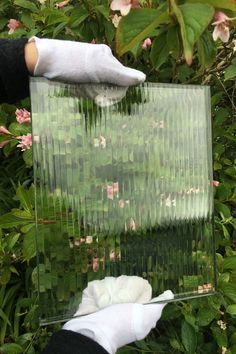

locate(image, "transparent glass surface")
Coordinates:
30 78 216 325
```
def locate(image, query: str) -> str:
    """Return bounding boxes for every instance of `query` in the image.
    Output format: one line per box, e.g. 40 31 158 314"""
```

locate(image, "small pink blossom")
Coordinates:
111 14 122 28
17 133 32 151
213 180 219 187
142 38 152 49
119 199 125 208
0 126 12 135
91 38 97 44
107 185 114 200
55 0 70 8
110 0 140 16
109 250 116 261
92 257 99 272
100 135 106 148
130 217 136 231
113 182 119 193
85 236 93 244
15 109 31 124
7 19 21 35
212 11 236 43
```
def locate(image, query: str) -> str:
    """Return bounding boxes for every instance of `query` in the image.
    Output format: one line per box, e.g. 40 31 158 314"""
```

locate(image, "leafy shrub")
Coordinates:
0 0 236 353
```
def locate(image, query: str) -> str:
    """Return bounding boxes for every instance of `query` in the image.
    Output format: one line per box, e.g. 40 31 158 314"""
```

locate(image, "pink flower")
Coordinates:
109 250 116 261
99 135 106 148
7 19 21 34
92 257 99 272
119 199 125 208
55 0 70 8
15 109 31 124
91 39 97 44
110 0 140 16
130 218 136 231
107 185 114 200
213 180 219 187
212 11 236 43
113 182 119 193
85 236 93 244
111 14 122 28
0 126 12 135
17 133 32 151
142 38 152 49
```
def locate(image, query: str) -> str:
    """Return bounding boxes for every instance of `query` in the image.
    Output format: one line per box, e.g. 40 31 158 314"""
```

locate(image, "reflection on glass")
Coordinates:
30 78 216 325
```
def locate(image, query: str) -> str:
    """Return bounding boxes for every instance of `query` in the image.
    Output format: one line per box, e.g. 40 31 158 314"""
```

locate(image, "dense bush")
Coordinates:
0 0 236 353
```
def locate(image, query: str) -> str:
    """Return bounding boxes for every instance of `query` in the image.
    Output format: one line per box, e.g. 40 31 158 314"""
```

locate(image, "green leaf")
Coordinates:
14 0 38 12
185 0 236 12
150 31 169 69
224 59 236 81
16 185 33 213
23 148 33 167
0 213 32 229
23 228 36 262
0 343 23 354
181 320 197 354
170 0 214 65
167 25 180 59
211 326 228 347
8 122 30 136
226 304 236 315
220 282 236 303
95 5 109 18
197 30 217 70
116 6 170 56
224 256 236 270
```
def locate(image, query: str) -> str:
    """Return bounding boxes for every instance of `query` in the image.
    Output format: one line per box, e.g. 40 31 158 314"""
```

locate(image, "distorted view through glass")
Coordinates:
30 78 216 325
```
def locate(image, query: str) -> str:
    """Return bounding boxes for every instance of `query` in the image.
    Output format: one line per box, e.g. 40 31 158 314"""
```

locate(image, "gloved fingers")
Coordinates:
146 290 174 304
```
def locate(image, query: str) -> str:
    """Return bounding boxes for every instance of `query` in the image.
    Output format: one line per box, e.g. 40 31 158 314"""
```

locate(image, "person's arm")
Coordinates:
0 38 29 103
24 41 38 75
42 330 109 354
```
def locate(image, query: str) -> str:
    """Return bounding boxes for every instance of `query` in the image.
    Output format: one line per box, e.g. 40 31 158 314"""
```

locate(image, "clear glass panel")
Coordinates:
30 78 216 325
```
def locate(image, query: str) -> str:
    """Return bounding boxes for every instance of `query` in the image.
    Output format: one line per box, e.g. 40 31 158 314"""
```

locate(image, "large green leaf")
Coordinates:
0 343 23 354
181 320 197 354
226 304 236 315
224 58 236 81
14 0 38 12
23 228 36 262
170 0 214 65
197 30 217 70
116 6 170 56
150 31 169 69
223 256 236 270
186 0 236 12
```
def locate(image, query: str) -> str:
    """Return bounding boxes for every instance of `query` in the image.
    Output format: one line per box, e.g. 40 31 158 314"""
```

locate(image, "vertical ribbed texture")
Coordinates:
30 78 215 325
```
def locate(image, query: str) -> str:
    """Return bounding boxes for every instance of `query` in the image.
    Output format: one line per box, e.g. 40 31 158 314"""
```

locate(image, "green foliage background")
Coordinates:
0 0 236 353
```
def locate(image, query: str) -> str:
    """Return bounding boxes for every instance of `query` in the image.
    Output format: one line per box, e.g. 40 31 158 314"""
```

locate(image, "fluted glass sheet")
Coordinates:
30 78 216 325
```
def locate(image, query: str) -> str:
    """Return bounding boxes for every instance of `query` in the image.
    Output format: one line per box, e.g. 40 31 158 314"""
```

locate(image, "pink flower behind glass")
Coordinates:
7 19 21 34
142 38 152 49
92 257 99 272
17 133 32 151
15 109 31 124
213 180 219 187
113 182 119 194
110 0 139 16
130 217 136 231
107 185 114 200
212 11 236 43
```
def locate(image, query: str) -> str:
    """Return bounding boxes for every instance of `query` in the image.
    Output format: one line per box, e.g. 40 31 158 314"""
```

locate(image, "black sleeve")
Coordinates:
41 330 110 354
0 38 30 104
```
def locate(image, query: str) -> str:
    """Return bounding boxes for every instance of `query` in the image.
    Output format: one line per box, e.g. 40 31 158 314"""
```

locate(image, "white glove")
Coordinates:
28 37 146 86
63 290 174 354
74 275 152 316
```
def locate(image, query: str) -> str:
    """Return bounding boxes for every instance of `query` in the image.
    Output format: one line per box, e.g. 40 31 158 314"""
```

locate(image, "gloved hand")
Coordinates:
28 37 146 86
63 290 173 354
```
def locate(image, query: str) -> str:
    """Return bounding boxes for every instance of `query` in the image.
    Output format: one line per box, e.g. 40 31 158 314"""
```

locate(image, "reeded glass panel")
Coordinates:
30 77 216 325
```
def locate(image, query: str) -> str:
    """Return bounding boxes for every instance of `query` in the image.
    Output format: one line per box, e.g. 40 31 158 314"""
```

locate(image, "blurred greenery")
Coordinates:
0 0 236 353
